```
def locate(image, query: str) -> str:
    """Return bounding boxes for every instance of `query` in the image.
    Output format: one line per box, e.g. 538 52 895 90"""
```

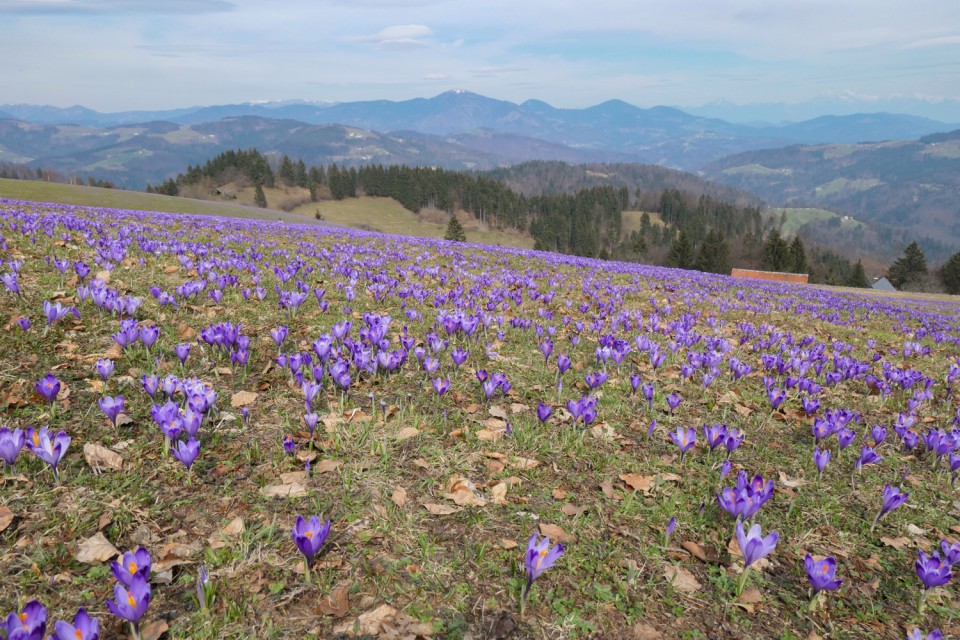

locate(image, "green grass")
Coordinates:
772 207 865 236
814 178 883 197
2 197 959 638
621 210 665 235
289 196 534 249
0 178 323 224
721 164 790 176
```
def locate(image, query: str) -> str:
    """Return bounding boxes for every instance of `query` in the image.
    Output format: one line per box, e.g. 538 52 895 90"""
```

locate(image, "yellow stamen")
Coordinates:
127 594 136 607
76 630 83 640
129 561 138 574
32 433 39 446
305 531 313 539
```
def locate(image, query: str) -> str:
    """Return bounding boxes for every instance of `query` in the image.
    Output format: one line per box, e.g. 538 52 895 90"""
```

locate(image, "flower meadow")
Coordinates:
0 198 958 639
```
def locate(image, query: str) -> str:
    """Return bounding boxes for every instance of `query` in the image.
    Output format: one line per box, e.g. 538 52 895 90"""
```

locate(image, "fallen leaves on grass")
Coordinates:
83 443 124 472
664 565 701 593
75 532 120 564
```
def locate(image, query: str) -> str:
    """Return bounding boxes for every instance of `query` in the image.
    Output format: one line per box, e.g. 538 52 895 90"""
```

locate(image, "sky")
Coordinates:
2 0 960 119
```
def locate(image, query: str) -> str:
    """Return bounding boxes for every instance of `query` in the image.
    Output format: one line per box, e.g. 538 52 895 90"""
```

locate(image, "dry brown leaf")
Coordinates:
0 505 13 533
738 585 763 603
98 513 112 531
209 517 244 550
333 604 396 637
552 489 568 500
475 429 503 442
488 405 508 419
422 503 460 515
280 471 307 484
75 532 120 564
495 538 518 550
664 565 701 593
314 459 343 473
260 483 307 498
538 523 573 543
83 443 124 472
880 536 911 550
486 460 505 473
177 324 196 340
599 481 618 499
343 408 370 423
317 585 350 617
489 482 508 505
230 390 258 408
619 473 654 493
680 541 707 562
777 471 806 488
394 427 419 440
141 620 169 640
561 503 589 517
511 457 540 470
95 269 111 283
114 413 134 428
632 623 664 640
391 486 407 508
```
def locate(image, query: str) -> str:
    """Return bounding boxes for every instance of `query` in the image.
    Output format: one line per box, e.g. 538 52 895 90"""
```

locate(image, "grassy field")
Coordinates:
1 196 959 640
720 164 790 176
0 178 319 225
773 207 866 236
289 196 533 249
621 210 665 236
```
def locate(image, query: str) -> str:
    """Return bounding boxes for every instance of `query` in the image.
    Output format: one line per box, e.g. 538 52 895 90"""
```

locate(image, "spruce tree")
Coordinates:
444 215 467 242
763 230 791 272
887 241 928 289
254 184 267 208
845 260 870 288
789 236 809 274
666 229 695 269
939 250 960 295
694 229 731 274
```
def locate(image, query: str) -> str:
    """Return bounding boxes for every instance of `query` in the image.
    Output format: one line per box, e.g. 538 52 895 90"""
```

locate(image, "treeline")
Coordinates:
146 149 863 282
0 162 115 188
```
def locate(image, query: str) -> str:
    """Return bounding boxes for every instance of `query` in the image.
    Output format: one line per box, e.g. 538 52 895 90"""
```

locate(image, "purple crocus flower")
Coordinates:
141 373 160 399
855 446 883 471
665 517 677 546
736 521 779 568
0 426 25 470
536 403 552 423
270 325 288 348
871 425 887 446
556 354 571 376
139 325 160 350
2 600 46 640
720 459 732 481
283 435 296 456
906 630 943 640
95 358 115 381
805 554 843 593
669 426 696 462
642 383 654 409
703 424 728 452
629 373 642 395
52 607 99 640
940 540 960 566
106 574 151 633
304 412 319 437
98 395 125 428
432 378 450 397
521 532 564 613
872 484 909 531
916 549 952 590
813 447 830 478
35 373 60 404
172 438 200 471
837 427 856 451
291 515 332 568
17 316 30 332
666 392 682 414
111 547 152 587
26 426 70 483
174 343 191 365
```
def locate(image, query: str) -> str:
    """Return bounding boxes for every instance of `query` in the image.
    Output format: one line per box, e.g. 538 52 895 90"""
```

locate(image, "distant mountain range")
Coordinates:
1 90 958 258
703 130 960 257
2 91 957 172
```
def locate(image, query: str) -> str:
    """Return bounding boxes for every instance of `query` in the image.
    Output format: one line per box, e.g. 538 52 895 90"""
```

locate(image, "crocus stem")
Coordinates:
737 567 750 597
519 582 530 618
304 559 311 585
919 588 928 614
130 622 142 640
869 512 881 533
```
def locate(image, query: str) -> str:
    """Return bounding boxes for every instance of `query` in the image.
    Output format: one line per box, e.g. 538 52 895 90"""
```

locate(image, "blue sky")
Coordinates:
2 0 959 119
